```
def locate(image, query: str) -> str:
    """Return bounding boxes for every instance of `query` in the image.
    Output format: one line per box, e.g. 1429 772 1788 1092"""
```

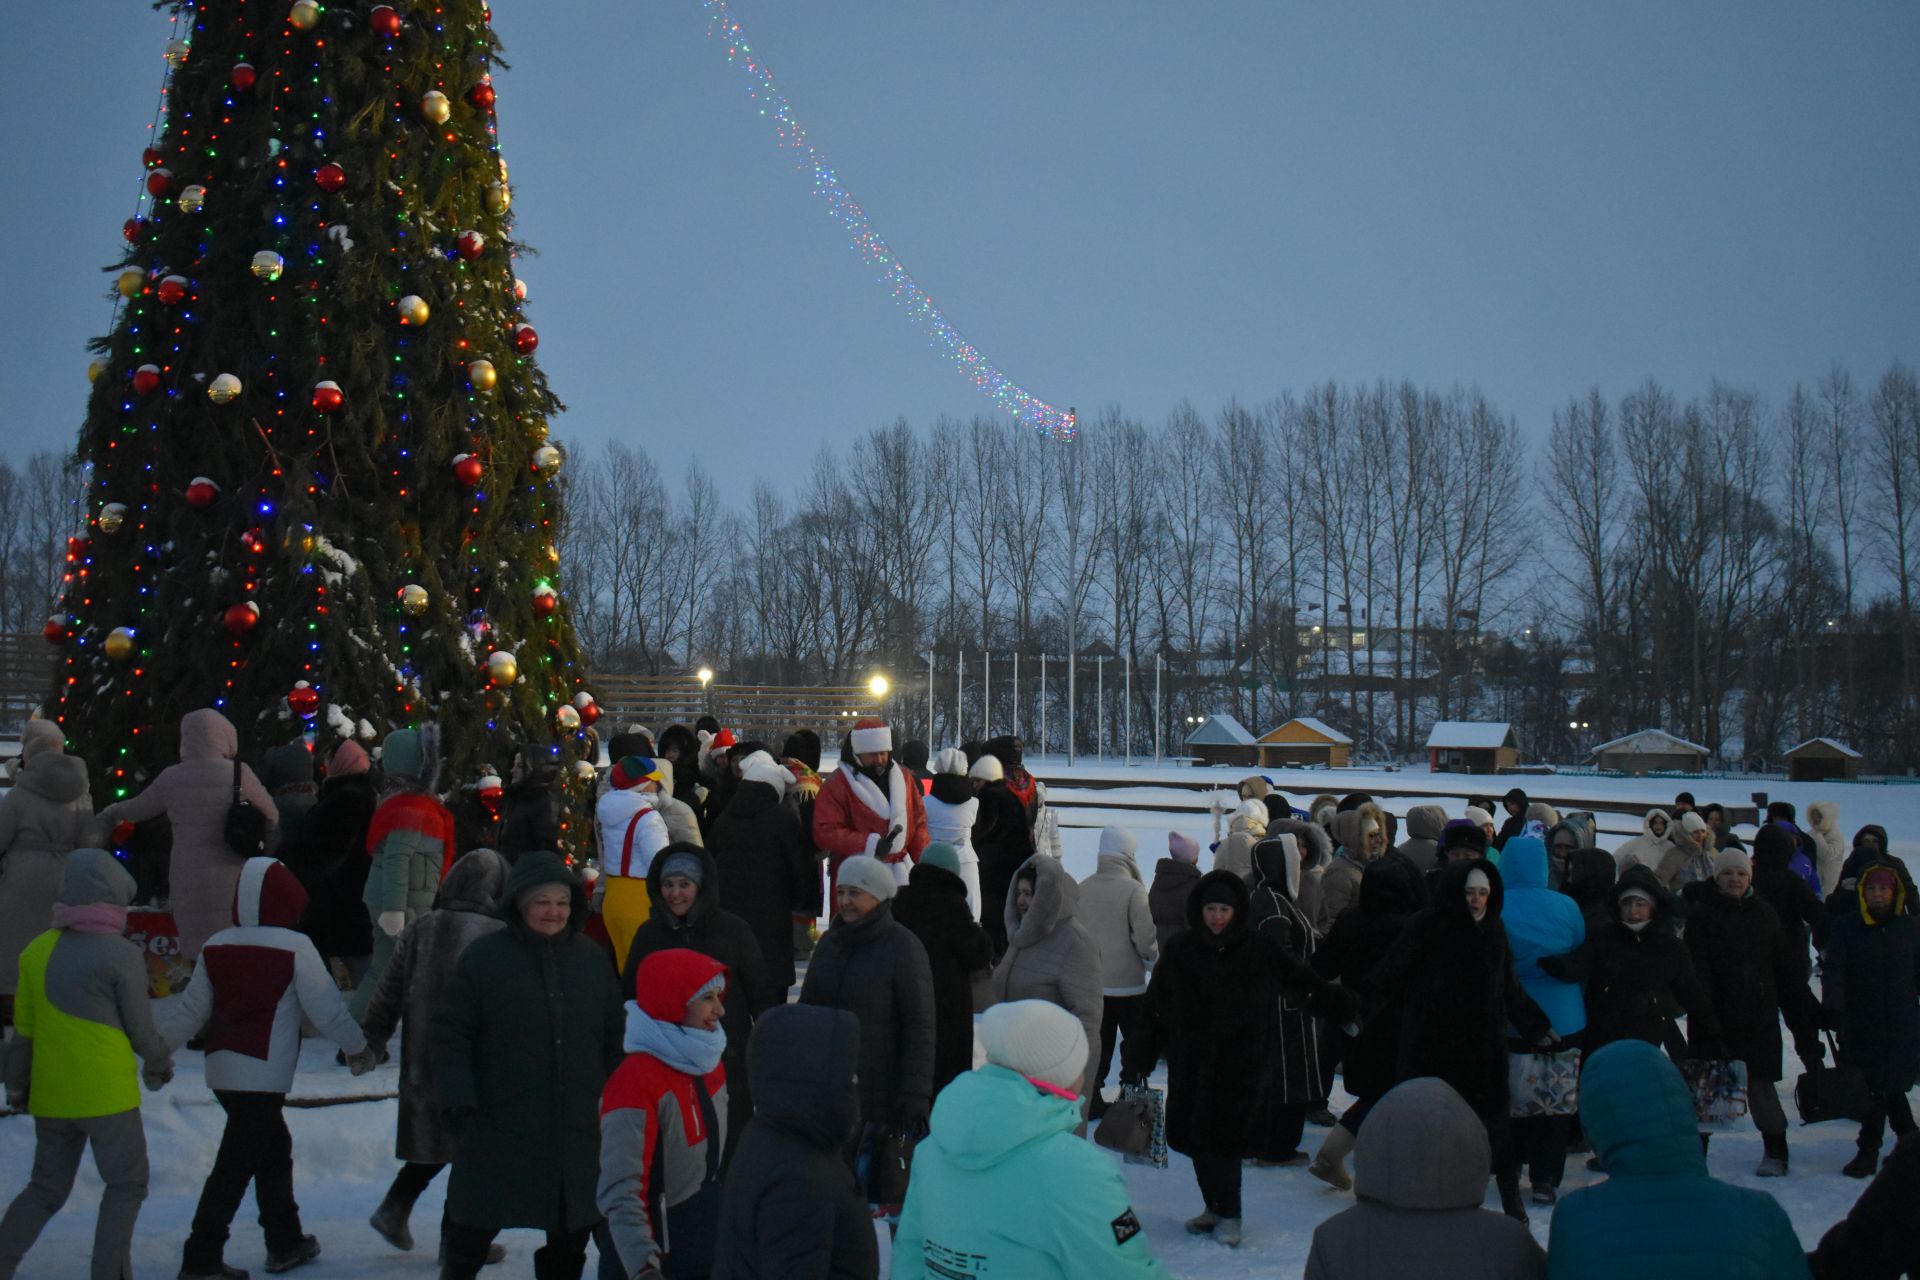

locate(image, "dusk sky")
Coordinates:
8 2 1917 498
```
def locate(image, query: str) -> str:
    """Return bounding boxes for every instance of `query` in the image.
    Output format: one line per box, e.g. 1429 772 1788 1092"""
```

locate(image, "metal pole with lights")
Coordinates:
697 666 714 717
984 650 992 741
1154 654 1163 764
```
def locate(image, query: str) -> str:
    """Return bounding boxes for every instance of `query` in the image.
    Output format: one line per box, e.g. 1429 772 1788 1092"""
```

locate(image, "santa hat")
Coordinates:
476 772 504 798
981 1000 1089 1093
743 755 795 796
711 729 737 753
850 717 892 756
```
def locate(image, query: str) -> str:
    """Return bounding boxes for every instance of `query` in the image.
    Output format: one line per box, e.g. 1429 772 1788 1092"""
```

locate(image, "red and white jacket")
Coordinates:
812 760 929 889
159 856 367 1092
597 787 671 880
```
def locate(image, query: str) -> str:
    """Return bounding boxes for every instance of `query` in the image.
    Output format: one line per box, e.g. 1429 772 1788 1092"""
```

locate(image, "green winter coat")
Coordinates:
893 1064 1167 1280
431 852 625 1233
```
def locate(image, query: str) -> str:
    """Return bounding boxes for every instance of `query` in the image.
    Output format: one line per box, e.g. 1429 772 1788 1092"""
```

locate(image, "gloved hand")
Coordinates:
346 1046 381 1077
441 1105 477 1135
875 824 904 859
377 910 406 938
1118 1070 1146 1090
893 1098 929 1130
141 1066 173 1092
1797 1037 1826 1066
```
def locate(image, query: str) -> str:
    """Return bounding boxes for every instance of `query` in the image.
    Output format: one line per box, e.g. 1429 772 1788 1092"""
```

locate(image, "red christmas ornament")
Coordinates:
156 275 190 306
42 615 70 646
286 681 320 717
122 217 149 244
467 77 496 109
231 62 258 92
511 323 539 354
452 453 485 487
67 536 92 562
315 162 347 193
369 4 403 37
142 147 165 170
531 588 558 618
572 691 602 727
311 380 345 414
456 230 486 261
184 476 219 509
131 365 163 397
223 601 260 637
145 167 173 197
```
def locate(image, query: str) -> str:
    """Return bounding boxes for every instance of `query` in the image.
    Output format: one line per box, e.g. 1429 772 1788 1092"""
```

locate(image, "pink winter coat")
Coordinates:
94 709 278 960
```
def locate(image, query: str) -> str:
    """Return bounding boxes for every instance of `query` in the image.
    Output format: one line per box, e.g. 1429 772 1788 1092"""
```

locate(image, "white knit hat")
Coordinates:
743 757 794 796
981 1000 1089 1092
1233 798 1268 827
835 854 898 902
1097 826 1138 860
968 754 1005 783
1465 806 1494 829
933 747 970 776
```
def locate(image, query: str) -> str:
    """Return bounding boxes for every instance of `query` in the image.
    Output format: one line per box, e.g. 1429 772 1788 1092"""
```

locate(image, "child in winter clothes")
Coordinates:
0 849 173 1280
596 756 671 971
162 856 377 1278
353 726 455 1020
598 948 730 1280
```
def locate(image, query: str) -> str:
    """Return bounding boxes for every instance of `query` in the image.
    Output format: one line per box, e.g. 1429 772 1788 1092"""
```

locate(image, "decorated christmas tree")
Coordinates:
52 0 600 830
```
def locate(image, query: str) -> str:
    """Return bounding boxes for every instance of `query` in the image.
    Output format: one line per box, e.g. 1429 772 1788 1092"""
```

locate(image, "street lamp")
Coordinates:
697 667 714 716
869 674 890 699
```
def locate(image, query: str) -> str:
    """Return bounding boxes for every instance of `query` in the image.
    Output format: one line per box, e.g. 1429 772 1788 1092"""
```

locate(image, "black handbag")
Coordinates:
1794 1032 1873 1125
223 757 269 859
1093 1089 1155 1157
864 1125 918 1206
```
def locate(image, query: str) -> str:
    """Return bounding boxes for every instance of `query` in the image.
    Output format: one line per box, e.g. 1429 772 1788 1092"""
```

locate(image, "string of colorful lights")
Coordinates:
699 0 1076 441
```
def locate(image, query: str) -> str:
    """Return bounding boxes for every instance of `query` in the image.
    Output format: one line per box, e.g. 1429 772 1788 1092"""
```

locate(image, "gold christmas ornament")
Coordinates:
554 704 581 731
250 250 284 281
280 524 316 558
398 583 430 615
467 358 497 392
421 90 451 125
485 181 511 215
207 373 243 404
288 1 321 31
116 268 146 299
104 628 136 661
545 542 560 564
177 185 208 214
396 294 430 326
487 650 519 686
98 503 128 534
87 360 107 383
531 444 562 477
571 759 597 783
164 38 192 68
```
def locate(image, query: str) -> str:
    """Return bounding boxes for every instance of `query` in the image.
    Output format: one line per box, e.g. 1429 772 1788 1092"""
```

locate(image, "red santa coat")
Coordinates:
812 761 929 890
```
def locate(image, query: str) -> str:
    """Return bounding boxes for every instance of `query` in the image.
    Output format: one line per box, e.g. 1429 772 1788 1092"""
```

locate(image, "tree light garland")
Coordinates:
699 0 1077 441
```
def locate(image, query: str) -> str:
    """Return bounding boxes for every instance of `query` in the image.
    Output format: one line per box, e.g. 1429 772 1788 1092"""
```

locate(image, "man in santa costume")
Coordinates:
813 717 929 892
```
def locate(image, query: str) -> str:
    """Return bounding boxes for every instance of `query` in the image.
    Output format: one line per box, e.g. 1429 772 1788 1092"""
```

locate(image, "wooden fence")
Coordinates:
591 674 887 748
0 633 51 732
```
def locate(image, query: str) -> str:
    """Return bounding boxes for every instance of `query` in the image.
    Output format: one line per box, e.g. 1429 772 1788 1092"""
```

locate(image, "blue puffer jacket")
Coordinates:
1499 836 1586 1036
894 1065 1167 1280
1546 1040 1810 1280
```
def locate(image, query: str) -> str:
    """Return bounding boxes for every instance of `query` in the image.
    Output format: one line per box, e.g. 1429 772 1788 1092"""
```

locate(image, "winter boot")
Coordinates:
263 1235 321 1274
369 1194 415 1251
1213 1218 1243 1248
1699 1133 1711 1158
1756 1132 1789 1177
1497 1174 1528 1223
1843 1146 1881 1179
1306 1106 1338 1127
439 1241 508 1267
1529 1182 1557 1206
178 1266 248 1280
1307 1122 1356 1192
1184 1209 1220 1235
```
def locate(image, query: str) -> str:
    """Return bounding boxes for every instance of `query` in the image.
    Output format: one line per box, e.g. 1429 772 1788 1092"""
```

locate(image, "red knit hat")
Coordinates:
633 948 728 1021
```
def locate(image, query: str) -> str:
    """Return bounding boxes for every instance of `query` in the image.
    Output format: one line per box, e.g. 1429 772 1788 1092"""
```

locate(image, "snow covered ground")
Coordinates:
1 762 1914 1276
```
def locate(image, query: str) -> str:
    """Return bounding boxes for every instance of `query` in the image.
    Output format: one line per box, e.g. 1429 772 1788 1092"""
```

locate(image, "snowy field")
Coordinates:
2 760 1915 1276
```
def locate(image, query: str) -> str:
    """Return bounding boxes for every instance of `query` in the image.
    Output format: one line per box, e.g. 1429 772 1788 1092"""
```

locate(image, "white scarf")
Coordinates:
623 1001 726 1076
844 761 912 864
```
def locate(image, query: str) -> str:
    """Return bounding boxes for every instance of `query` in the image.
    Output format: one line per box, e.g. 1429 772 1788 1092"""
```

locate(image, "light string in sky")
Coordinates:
699 0 1076 441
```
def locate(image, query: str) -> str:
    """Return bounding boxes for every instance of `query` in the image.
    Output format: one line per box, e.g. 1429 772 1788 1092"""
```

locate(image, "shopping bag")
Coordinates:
125 910 194 998
1681 1059 1750 1131
1794 1034 1873 1125
1124 1083 1168 1169
864 1125 918 1205
1093 1089 1155 1157
1508 1048 1582 1117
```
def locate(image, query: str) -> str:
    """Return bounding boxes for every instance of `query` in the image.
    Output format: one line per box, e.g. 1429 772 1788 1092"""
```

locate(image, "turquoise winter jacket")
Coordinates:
893 1065 1167 1280
1499 836 1587 1036
1546 1040 1810 1280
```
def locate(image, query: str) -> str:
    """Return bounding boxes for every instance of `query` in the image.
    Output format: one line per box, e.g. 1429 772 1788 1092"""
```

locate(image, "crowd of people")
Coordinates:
0 710 1915 1278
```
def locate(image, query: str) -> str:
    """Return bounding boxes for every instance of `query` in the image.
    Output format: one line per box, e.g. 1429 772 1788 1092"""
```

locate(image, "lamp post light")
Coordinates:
697 666 714 716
